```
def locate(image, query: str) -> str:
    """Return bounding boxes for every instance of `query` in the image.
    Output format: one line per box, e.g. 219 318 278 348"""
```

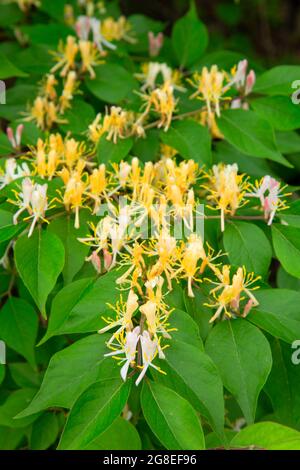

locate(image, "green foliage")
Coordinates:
58 378 131 449
223 221 272 277
171 5 208 68
205 320 272 423
141 381 205 450
160 120 212 165
217 109 291 167
14 229 65 317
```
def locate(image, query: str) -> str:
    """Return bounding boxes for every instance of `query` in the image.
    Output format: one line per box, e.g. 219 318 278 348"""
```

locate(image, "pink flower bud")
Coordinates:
243 299 254 317
16 124 24 147
231 98 242 109
148 31 164 57
245 70 256 95
90 250 101 273
6 127 16 148
230 294 240 310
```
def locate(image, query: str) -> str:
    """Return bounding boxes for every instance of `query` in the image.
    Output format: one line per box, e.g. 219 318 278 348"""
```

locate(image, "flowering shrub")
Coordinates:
1 0 300 451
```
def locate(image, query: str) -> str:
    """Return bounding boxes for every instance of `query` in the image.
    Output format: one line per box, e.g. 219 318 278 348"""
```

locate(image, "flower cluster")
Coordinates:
1 6 291 388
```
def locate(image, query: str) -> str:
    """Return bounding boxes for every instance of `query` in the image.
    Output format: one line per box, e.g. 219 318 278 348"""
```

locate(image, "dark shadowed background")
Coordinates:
121 0 300 65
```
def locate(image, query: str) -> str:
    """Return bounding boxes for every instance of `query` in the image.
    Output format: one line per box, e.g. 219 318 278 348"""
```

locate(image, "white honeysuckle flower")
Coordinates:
75 15 116 51
246 175 285 225
28 183 48 236
105 326 140 382
90 18 116 52
135 330 163 386
226 59 256 96
75 15 91 40
13 177 34 225
13 178 48 237
137 62 185 92
232 59 248 89
0 158 30 190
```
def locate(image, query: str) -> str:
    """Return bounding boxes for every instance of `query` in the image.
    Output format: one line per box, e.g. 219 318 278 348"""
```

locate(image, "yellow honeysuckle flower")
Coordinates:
59 71 79 113
43 74 58 100
204 163 250 232
207 265 261 323
101 16 135 43
51 35 79 77
98 289 139 344
188 65 228 117
140 80 177 132
59 160 87 228
79 39 102 79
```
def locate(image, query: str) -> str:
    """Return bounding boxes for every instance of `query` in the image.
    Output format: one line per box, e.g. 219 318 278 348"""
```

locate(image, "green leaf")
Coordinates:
0 84 37 120
39 0 65 21
132 129 160 163
170 309 203 349
85 64 137 103
160 120 212 166
59 100 96 135
279 200 300 228
172 6 208 68
0 225 26 247
58 378 131 450
97 136 133 164
0 133 12 153
48 213 90 285
9 363 41 389
223 221 272 277
214 140 273 179
84 417 141 450
17 334 119 418
155 339 224 438
0 297 38 367
14 229 65 317
254 65 300 96
277 266 300 291
15 45 51 77
30 412 59 450
0 4 23 27
230 422 300 450
251 96 300 131
0 426 26 450
217 109 291 167
20 23 73 47
272 224 300 278
0 52 28 79
183 289 213 341
275 131 300 155
264 338 300 429
194 50 251 71
0 366 5 386
0 389 40 429
141 381 205 450
248 289 300 343
205 319 272 423
41 269 121 342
